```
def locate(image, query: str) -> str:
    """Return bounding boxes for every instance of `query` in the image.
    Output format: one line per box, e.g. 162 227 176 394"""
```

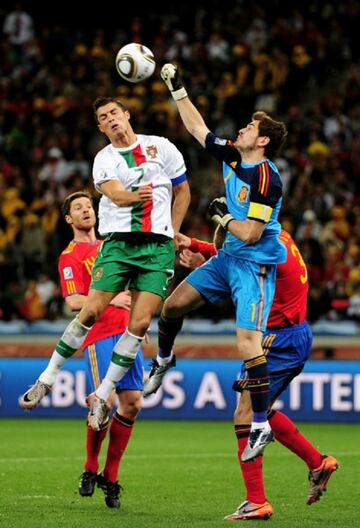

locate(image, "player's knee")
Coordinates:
163 296 183 318
237 336 263 360
81 304 103 325
118 397 142 418
129 314 151 336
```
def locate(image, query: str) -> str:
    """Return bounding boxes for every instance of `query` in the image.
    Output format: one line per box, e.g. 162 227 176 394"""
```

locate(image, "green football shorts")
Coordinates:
90 235 175 299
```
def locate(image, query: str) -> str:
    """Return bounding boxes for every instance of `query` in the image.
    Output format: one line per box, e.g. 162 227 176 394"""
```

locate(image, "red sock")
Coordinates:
235 425 266 504
84 421 108 473
269 410 322 470
103 413 134 483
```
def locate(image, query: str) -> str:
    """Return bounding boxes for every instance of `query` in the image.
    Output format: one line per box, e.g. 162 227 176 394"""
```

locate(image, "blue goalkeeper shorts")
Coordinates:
84 334 144 392
186 249 276 332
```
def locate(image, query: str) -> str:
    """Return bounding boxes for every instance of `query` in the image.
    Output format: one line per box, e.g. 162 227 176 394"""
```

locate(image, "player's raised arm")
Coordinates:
161 63 210 147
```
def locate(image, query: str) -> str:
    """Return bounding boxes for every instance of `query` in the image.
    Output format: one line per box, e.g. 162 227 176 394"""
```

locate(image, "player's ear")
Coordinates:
64 214 73 225
258 136 270 148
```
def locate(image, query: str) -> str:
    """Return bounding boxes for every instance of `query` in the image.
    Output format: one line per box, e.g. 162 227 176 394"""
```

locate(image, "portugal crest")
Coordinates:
146 145 158 159
93 267 103 281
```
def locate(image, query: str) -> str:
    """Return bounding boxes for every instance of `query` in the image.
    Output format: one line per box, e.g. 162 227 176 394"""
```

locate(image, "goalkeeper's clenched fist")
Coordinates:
207 197 234 229
161 63 188 101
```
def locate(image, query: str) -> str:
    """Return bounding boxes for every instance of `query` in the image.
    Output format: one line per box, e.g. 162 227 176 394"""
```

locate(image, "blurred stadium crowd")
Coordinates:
0 1 359 325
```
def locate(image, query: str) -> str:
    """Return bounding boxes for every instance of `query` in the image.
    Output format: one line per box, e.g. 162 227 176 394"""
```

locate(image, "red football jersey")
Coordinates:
58 240 129 348
190 229 308 328
267 230 308 327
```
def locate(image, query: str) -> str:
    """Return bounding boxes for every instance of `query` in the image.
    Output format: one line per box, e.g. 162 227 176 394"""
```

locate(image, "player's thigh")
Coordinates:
116 390 143 417
185 252 231 304
236 327 263 360
163 279 204 317
80 289 117 323
129 290 163 333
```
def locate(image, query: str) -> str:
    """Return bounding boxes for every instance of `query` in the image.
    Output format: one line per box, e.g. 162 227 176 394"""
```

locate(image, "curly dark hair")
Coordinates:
252 111 288 159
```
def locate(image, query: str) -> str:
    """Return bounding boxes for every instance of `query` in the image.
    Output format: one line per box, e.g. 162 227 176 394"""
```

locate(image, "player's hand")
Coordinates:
213 224 226 250
174 232 191 251
207 197 234 229
232 374 249 393
161 63 188 101
179 249 206 269
110 290 132 310
136 185 153 202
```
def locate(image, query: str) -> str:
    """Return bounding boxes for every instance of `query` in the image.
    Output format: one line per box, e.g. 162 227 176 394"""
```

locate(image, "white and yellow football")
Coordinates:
115 43 155 83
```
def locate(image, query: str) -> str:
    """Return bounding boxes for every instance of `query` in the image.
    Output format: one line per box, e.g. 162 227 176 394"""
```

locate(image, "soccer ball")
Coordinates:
115 43 155 83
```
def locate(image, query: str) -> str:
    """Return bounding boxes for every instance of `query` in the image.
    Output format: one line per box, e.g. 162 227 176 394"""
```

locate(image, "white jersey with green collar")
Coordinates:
93 134 187 238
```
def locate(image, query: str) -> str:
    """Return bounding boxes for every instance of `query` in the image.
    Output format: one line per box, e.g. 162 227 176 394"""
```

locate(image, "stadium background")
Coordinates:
0 2 359 526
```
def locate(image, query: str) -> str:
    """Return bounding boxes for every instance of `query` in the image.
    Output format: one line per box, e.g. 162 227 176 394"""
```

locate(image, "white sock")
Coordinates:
39 315 91 386
96 378 116 401
251 420 269 431
39 351 65 386
157 350 173 366
95 328 143 401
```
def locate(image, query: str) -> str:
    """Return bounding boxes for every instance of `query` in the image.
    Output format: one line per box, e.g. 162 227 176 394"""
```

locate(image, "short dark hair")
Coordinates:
61 191 93 217
93 97 127 123
252 111 288 159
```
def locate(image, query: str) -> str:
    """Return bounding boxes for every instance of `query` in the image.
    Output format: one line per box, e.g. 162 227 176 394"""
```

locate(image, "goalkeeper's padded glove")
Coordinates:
207 197 234 229
160 63 188 101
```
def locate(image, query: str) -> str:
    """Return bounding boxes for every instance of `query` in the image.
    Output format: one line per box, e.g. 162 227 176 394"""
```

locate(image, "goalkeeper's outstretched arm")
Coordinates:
161 63 209 147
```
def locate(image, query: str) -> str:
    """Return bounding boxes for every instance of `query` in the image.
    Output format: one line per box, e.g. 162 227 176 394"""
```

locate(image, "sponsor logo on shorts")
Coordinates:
93 267 103 281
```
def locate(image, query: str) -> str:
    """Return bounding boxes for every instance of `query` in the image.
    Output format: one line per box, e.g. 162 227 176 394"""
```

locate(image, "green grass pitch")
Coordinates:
0 419 357 528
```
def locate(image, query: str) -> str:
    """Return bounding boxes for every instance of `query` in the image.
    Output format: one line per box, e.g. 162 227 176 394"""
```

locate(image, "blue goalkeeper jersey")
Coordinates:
205 132 286 265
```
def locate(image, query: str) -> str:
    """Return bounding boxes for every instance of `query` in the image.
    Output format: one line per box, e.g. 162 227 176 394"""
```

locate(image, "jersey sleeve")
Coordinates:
189 238 217 260
205 132 242 166
160 138 187 186
58 253 85 297
92 150 128 192
247 162 283 223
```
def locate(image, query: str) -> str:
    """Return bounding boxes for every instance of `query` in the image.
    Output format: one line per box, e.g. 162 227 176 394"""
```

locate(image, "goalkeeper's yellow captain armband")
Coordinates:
247 202 273 223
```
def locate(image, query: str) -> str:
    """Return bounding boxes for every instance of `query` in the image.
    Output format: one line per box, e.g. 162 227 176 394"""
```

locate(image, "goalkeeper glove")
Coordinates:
207 197 234 229
161 63 188 101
